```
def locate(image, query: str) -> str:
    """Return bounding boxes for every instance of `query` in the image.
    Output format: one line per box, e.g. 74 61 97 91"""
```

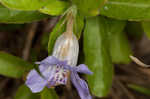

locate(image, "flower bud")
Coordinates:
52 33 79 66
52 14 79 66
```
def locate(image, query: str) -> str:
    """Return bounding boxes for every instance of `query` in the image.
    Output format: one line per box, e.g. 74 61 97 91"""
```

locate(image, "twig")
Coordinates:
130 55 150 67
22 23 38 60
43 17 59 33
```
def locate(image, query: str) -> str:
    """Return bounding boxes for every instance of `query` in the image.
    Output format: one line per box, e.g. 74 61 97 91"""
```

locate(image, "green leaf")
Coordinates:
74 12 84 39
107 19 132 64
0 5 49 23
109 32 132 64
0 52 33 78
0 0 53 11
128 84 150 96
41 88 58 99
15 85 40 99
48 17 66 55
142 21 150 38
39 1 69 16
84 16 114 97
72 0 106 16
100 0 150 21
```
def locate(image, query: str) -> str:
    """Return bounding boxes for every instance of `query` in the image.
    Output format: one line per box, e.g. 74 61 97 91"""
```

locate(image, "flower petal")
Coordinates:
39 64 54 79
39 63 68 87
35 56 59 65
25 69 47 93
71 71 92 99
57 60 68 66
76 64 93 75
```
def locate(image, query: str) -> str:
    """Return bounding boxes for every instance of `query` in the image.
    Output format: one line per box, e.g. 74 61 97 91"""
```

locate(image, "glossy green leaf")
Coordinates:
126 22 143 38
84 16 113 97
107 19 132 64
0 0 53 11
48 17 66 55
142 21 150 38
74 12 84 39
100 0 150 21
128 84 150 96
15 85 39 99
110 32 132 64
0 52 33 78
39 1 69 16
0 5 49 23
72 0 106 16
41 88 58 99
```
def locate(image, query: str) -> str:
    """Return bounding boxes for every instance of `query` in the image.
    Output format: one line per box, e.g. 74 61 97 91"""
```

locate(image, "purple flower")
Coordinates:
25 56 93 99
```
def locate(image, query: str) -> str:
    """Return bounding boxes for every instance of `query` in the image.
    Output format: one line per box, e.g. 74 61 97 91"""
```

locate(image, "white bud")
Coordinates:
52 33 79 66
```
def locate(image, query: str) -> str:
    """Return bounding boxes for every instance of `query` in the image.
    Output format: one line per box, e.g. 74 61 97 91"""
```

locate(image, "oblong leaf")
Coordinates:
100 0 150 21
15 85 40 99
110 32 132 64
107 19 132 64
74 12 84 39
0 52 33 78
0 5 49 23
72 0 105 16
39 1 69 16
0 0 52 11
84 16 113 97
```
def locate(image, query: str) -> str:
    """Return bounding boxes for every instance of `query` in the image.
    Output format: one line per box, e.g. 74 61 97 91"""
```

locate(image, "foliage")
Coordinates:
84 16 113 97
0 52 33 78
0 4 49 23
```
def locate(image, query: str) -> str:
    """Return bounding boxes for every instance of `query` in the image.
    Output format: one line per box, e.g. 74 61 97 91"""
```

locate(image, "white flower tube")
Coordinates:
52 15 79 66
52 33 79 66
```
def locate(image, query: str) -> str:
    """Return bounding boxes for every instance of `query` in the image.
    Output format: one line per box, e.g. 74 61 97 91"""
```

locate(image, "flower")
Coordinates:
25 56 93 99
